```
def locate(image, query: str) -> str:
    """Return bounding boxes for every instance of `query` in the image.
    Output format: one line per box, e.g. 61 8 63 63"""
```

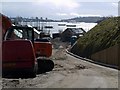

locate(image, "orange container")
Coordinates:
34 42 52 57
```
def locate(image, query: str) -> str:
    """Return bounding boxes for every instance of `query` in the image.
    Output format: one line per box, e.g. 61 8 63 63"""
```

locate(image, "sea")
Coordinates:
20 21 97 37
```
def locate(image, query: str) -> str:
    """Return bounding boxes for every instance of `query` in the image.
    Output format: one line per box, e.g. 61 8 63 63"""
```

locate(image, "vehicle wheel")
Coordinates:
37 59 54 73
46 60 54 72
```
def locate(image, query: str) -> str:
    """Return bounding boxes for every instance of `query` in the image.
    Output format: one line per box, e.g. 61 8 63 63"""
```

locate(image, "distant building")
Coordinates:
52 33 61 39
61 28 86 42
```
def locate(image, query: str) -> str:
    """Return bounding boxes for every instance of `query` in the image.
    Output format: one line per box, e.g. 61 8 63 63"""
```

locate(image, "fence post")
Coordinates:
118 44 120 70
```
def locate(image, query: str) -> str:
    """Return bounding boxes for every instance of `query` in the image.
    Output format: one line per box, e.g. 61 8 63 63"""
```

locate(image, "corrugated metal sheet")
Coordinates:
91 44 120 67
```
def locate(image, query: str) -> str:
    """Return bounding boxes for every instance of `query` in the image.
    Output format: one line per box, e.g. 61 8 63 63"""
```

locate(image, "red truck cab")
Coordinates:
2 15 54 78
2 16 38 78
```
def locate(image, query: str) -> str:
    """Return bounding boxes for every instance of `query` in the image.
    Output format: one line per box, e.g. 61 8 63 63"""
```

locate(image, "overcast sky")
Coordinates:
1 0 119 20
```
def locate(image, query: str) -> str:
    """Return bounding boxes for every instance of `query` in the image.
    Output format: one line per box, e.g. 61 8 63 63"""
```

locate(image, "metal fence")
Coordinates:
91 44 120 67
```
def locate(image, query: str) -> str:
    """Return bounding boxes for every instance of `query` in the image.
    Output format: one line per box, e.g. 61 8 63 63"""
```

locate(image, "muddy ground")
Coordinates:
1 38 118 88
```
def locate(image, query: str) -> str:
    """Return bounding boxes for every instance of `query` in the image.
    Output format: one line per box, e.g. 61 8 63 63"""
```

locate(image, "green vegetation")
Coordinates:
71 17 120 58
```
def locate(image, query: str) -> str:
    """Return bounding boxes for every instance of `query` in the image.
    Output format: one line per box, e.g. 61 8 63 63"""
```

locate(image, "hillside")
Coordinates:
70 17 120 58
61 16 107 23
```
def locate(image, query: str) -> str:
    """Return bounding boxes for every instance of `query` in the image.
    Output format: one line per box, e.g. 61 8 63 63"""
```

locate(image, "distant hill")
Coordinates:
70 16 120 58
61 17 108 23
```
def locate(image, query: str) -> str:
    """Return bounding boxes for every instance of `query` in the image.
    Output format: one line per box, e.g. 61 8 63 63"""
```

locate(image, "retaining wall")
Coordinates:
91 44 120 67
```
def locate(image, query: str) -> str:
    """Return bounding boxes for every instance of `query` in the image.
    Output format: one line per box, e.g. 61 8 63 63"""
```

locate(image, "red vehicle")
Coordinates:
2 14 54 78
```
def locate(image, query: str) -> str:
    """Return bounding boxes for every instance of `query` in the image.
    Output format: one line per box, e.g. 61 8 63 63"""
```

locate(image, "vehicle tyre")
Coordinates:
37 59 54 73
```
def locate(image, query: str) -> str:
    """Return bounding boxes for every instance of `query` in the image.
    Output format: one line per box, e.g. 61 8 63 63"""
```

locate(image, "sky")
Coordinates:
1 0 120 20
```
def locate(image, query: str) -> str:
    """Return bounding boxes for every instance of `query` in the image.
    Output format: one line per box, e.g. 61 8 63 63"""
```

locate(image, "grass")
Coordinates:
71 16 120 58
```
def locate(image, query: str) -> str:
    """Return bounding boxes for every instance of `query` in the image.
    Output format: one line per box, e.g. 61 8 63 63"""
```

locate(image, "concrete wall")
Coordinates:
91 44 120 67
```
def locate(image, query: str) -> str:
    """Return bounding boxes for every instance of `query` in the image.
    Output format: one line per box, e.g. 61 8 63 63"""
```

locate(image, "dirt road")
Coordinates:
2 38 118 88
